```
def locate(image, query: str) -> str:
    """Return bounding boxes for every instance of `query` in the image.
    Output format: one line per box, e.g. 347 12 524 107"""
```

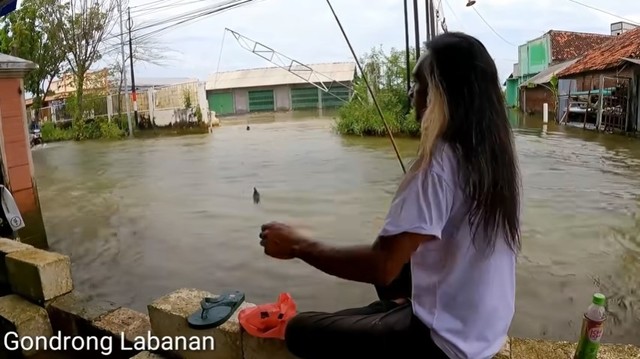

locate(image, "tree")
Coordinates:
56 0 117 126
0 0 67 122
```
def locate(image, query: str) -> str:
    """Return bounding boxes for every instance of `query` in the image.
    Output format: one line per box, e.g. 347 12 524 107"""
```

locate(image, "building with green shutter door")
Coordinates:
205 62 355 116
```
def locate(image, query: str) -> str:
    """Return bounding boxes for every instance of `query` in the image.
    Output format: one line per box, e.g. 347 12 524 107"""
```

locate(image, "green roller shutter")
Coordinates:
291 87 319 110
248 89 274 112
322 85 351 108
207 91 234 115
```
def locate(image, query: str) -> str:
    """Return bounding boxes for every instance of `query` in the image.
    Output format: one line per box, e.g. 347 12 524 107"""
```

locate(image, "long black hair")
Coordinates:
416 32 521 253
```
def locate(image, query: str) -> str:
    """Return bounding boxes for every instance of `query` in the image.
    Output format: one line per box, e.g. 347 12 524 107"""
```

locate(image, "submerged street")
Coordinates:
31 111 640 345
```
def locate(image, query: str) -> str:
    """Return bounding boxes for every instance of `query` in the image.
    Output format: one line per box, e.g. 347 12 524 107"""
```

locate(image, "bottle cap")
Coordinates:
592 293 606 306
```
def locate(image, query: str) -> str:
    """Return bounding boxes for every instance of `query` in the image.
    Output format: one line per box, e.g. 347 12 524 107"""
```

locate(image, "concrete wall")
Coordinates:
234 89 249 115
274 85 290 111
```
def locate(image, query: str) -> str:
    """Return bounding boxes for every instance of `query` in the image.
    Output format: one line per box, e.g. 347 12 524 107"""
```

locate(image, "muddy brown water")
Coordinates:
31 111 640 345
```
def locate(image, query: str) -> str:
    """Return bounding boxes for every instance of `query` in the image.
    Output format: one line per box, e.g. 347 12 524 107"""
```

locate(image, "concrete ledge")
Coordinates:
0 238 33 294
509 337 640 359
130 352 169 359
0 294 53 357
46 291 120 338
93 307 151 346
241 334 298 359
6 248 73 303
148 288 255 359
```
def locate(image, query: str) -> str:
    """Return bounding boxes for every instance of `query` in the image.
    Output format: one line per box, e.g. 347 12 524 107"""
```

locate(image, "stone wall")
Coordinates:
0 237 638 359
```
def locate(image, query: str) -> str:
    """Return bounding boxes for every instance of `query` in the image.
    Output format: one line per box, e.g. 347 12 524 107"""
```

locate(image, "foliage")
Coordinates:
183 89 192 109
56 0 117 124
335 46 421 137
0 0 67 120
195 106 203 122
40 118 124 142
40 122 74 142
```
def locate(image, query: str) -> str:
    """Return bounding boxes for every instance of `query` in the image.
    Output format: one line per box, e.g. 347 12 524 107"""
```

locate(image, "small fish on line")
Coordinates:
253 187 260 204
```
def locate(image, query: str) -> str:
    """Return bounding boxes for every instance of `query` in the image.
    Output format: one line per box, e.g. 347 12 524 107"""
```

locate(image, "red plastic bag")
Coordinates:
238 293 297 340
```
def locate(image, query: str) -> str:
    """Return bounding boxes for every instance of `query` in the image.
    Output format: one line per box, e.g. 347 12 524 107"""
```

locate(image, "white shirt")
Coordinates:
379 142 516 359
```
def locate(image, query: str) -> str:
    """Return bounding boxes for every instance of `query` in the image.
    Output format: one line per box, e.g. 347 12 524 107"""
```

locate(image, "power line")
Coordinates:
135 0 263 42
442 0 466 32
566 0 640 26
471 6 517 47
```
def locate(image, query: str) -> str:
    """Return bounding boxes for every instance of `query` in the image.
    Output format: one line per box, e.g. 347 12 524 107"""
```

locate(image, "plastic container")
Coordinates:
574 293 607 359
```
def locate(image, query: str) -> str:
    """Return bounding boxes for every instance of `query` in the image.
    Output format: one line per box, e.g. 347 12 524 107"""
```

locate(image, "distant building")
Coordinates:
505 29 613 112
205 62 356 116
26 70 198 122
558 27 640 132
610 21 637 36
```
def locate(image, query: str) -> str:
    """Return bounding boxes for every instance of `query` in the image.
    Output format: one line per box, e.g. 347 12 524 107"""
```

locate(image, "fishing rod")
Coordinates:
325 0 407 175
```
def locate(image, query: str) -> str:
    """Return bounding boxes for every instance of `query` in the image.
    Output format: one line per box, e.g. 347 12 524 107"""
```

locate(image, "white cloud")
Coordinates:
108 0 640 83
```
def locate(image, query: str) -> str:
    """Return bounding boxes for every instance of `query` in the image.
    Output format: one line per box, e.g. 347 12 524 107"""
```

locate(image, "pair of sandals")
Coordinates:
188 290 246 329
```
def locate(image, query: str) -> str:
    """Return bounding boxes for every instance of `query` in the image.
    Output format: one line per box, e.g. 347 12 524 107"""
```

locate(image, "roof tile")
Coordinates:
558 27 640 77
548 31 613 63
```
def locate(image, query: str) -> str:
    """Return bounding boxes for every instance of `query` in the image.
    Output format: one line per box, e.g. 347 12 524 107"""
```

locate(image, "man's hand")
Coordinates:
259 222 308 260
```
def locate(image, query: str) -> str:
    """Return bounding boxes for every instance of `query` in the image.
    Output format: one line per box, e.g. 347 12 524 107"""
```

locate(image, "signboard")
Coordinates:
0 0 18 16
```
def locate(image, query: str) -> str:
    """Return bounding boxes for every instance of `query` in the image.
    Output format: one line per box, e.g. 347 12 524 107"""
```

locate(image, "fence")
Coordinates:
558 75 635 133
28 81 214 127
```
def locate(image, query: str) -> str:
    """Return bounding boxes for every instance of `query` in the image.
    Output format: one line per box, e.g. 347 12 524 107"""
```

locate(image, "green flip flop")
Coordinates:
187 291 246 329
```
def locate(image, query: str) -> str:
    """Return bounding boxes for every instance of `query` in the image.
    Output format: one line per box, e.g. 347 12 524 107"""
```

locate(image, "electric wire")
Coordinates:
135 0 261 42
471 6 517 47
325 0 406 174
566 0 639 26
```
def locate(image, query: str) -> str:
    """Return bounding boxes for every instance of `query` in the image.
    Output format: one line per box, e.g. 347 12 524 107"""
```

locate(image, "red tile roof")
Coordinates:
558 27 640 77
548 30 613 63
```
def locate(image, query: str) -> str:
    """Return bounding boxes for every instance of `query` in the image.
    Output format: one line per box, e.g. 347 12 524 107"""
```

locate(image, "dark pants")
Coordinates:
285 263 450 358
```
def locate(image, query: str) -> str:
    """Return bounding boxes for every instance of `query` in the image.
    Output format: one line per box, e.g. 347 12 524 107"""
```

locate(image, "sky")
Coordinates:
105 0 640 84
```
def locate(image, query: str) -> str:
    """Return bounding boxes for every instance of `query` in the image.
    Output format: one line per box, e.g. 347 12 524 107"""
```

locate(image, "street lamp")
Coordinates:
466 0 476 6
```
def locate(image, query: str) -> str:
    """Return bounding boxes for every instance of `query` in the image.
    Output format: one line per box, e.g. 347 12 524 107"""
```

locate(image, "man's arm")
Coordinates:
292 232 434 286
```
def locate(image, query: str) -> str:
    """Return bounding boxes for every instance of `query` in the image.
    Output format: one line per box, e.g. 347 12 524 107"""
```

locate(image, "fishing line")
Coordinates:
325 0 407 174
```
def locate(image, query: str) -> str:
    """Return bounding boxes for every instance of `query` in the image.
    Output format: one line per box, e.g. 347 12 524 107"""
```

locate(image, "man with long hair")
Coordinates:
258 32 521 359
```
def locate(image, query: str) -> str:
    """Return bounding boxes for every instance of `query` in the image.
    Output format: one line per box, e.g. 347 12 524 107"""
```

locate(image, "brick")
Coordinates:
6 248 72 304
148 288 253 359
0 294 53 357
45 291 119 337
0 238 33 289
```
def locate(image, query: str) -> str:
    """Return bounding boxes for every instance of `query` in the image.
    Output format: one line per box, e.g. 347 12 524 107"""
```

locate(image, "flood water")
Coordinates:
32 111 640 345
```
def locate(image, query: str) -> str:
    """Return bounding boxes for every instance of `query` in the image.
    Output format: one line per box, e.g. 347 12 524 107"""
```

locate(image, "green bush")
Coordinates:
41 122 73 142
334 46 421 138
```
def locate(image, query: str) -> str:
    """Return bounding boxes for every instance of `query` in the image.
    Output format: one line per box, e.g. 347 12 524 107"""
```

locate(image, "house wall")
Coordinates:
518 35 551 77
565 68 635 91
522 86 556 114
0 77 47 249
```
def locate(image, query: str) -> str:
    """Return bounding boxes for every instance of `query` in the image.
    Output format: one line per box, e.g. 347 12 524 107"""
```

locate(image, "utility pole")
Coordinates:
403 0 411 96
428 0 437 40
412 0 420 59
425 0 432 41
118 0 133 138
127 7 138 129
